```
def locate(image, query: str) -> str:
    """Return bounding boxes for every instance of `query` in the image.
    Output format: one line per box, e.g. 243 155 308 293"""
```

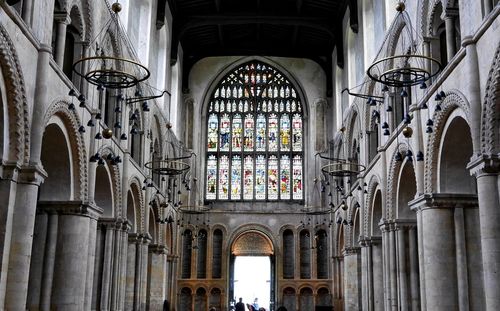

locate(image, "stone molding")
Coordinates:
359 236 382 247
149 244 167 255
53 12 71 25
468 154 500 176
481 42 500 154
98 146 123 217
363 174 380 238
386 142 410 219
409 193 479 212
0 161 21 181
423 90 470 193
343 246 360 256
38 200 103 219
0 23 30 164
17 164 47 186
43 100 88 201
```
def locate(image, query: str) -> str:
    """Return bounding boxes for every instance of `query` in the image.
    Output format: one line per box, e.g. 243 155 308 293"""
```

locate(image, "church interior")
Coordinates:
0 0 499 310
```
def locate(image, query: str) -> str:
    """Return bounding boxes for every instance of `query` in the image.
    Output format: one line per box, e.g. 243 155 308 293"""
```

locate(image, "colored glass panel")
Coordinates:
268 114 278 151
255 155 266 200
231 156 242 200
280 155 291 200
206 155 217 200
208 114 218 151
218 155 229 200
243 156 254 200
268 156 278 200
232 114 243 151
244 115 254 151
292 114 302 151
256 114 266 151
280 114 290 151
292 155 303 200
219 114 230 151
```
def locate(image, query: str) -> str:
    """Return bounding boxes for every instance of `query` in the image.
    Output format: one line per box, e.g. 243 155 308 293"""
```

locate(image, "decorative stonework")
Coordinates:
231 231 273 256
423 90 470 193
0 24 30 164
99 146 123 217
364 174 380 237
426 0 444 37
481 43 500 155
386 143 410 219
43 100 88 201
81 0 94 41
129 176 145 233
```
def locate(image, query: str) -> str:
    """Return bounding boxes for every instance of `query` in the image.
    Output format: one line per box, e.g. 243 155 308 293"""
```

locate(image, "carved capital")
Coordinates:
38 201 103 219
409 193 479 212
17 164 47 186
54 12 71 25
0 161 21 181
149 244 167 254
468 154 500 176
343 246 361 256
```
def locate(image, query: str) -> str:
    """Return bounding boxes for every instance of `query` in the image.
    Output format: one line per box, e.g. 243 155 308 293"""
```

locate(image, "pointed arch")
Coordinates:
481 42 500 154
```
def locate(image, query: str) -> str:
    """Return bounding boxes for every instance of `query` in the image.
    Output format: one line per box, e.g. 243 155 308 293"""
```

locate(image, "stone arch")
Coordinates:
0 23 30 164
424 90 471 193
396 159 417 219
364 174 381 235
95 146 122 217
481 42 500 154
80 0 94 42
438 111 475 193
386 142 411 219
230 228 274 256
68 3 85 41
346 199 360 247
148 206 158 243
128 176 144 233
42 100 88 200
344 106 361 159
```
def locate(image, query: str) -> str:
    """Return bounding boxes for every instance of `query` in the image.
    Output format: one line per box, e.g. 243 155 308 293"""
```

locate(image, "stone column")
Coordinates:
85 217 98 310
396 225 408 311
111 219 124 310
100 220 116 310
388 226 397 311
119 222 130 310
140 236 151 310
380 222 391 311
484 0 493 14
134 235 142 311
408 227 420 311
454 208 470 310
21 0 33 25
343 247 361 311
126 233 138 310
148 244 167 309
39 211 58 310
5 165 46 309
469 156 500 311
371 237 384 311
53 12 71 67
442 9 458 62
51 202 102 310
360 237 372 311
410 194 477 311
314 98 327 152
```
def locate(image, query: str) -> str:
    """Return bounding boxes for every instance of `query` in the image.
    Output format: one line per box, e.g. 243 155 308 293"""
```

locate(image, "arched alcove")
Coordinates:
316 229 328 279
282 287 296 311
39 123 72 201
212 229 223 278
396 161 417 219
149 207 157 243
95 164 114 217
317 287 332 307
299 287 313 311
196 229 208 279
371 190 382 236
439 116 475 193
179 287 193 311
194 288 207 311
126 190 136 232
299 229 311 279
181 229 193 279
282 229 295 279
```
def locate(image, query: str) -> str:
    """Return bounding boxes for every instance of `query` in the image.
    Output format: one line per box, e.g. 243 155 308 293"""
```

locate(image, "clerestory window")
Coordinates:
205 61 304 201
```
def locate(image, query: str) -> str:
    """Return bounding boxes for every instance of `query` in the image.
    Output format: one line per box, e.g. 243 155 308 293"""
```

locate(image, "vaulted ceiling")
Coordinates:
158 0 357 96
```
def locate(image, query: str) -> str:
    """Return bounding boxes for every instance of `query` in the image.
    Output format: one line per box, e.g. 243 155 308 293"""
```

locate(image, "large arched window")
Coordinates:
205 61 304 201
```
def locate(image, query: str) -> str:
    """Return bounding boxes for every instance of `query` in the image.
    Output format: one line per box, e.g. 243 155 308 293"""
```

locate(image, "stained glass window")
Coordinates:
206 61 304 201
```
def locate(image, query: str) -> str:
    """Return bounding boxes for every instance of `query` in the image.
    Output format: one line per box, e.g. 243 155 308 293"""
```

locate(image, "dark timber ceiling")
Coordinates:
157 0 358 96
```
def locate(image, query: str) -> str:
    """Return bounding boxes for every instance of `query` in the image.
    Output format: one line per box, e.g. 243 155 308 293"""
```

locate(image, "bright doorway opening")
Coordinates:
234 256 271 310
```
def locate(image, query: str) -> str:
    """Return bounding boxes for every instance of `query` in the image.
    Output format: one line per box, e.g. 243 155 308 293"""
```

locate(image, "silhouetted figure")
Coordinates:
235 298 245 311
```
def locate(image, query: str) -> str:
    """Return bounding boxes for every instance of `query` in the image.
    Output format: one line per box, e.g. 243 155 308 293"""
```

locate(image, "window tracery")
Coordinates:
205 61 304 201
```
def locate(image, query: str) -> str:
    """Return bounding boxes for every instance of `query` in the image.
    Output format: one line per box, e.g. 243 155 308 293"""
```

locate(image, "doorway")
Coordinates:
229 231 275 311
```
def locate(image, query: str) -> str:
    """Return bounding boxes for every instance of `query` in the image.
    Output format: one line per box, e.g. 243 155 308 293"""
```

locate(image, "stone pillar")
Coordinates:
5 166 46 309
371 237 384 311
100 220 116 310
469 156 500 311
140 236 151 310
443 12 457 62
314 98 327 152
126 233 138 310
484 0 493 14
410 194 477 311
343 247 361 310
134 235 142 311
360 237 372 311
39 212 58 310
110 219 124 310
148 244 167 309
119 222 130 310
21 0 33 25
53 12 71 67
454 208 470 310
85 217 98 310
408 227 420 311
380 222 391 311
51 202 102 310
396 226 408 311
388 227 397 311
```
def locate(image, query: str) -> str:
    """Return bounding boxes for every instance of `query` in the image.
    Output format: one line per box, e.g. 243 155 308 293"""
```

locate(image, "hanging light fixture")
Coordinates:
72 2 150 89
367 2 441 88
